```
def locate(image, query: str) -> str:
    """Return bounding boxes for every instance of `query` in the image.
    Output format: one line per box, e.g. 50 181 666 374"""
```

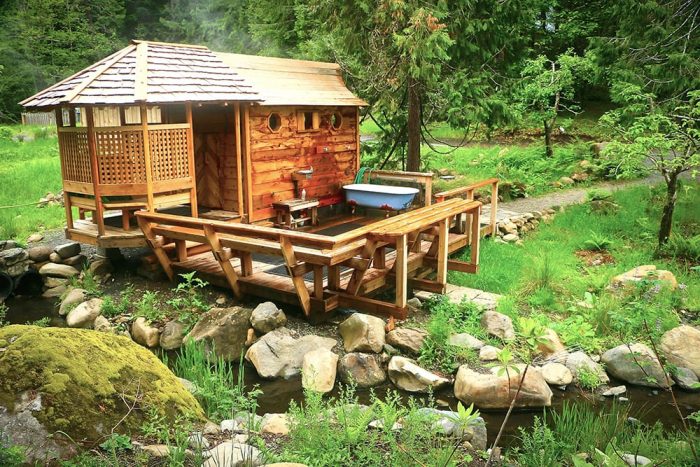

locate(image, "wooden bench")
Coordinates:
273 198 319 229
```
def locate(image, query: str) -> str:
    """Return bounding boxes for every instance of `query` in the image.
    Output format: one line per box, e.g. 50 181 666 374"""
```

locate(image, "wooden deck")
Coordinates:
136 197 483 320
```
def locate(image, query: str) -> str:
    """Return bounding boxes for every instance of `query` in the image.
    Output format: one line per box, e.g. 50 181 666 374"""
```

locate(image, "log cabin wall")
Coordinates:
192 104 240 212
248 105 358 221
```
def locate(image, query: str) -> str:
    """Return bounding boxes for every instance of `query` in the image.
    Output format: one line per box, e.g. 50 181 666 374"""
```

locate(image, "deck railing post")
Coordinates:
436 218 449 289
395 234 408 309
86 106 105 236
55 108 75 230
140 104 155 212
490 180 499 237
185 102 198 217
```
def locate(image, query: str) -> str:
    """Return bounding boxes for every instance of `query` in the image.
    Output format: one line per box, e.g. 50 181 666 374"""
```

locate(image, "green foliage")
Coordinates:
68 270 100 296
661 235 700 264
582 231 613 251
100 286 134 318
26 317 51 327
166 272 209 329
0 430 24 467
99 433 131 454
279 386 477 466
134 291 165 323
576 366 603 390
553 314 602 354
0 303 8 327
512 403 698 466
166 339 260 422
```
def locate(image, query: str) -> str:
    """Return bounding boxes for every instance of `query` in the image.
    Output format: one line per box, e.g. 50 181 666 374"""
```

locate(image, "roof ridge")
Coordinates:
131 39 209 50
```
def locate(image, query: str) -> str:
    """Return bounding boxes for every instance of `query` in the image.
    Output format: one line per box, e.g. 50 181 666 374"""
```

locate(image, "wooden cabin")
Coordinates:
21 40 499 319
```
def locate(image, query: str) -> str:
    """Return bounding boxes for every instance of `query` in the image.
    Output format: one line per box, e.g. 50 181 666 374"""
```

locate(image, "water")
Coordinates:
4 297 700 447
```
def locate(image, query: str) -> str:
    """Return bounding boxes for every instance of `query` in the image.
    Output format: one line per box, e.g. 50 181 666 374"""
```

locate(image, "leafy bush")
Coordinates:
582 231 613 251
661 235 700 264
134 291 165 323
552 314 602 353
166 272 209 329
0 126 14 141
100 285 134 318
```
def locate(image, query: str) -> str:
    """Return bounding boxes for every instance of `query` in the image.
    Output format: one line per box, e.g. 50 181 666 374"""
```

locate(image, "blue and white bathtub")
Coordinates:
343 184 419 211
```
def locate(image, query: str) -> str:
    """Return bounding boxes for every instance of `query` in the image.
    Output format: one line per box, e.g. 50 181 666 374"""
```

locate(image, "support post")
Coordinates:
203 224 241 298
395 234 408 308
185 103 198 217
86 107 105 236
280 237 311 316
328 266 341 291
55 109 74 230
234 102 244 217
140 104 154 212
470 205 481 269
490 180 499 236
242 105 253 222
313 265 324 299
436 218 449 289
345 239 378 295
136 217 174 280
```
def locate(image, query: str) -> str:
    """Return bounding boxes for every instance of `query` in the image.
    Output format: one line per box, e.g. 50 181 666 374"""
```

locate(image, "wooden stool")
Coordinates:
272 199 319 229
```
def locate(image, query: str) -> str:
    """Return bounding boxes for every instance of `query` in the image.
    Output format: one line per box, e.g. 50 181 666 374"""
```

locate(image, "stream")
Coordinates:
5 295 700 447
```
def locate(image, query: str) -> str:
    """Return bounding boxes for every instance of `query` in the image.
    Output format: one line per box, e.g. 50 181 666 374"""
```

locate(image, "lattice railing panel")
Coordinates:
149 128 190 181
58 130 91 183
95 129 146 185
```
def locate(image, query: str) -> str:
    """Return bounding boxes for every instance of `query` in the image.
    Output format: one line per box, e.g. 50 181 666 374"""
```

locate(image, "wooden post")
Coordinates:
395 234 408 308
204 224 241 297
185 103 198 217
136 217 174 280
313 265 324 299
239 252 253 277
68 108 76 127
345 239 377 295
280 237 311 316
470 205 481 269
140 104 155 212
425 176 432 206
242 105 253 223
355 107 361 172
55 109 74 230
328 266 341 291
85 107 105 236
490 180 499 237
373 247 386 269
234 102 244 217
436 218 449 289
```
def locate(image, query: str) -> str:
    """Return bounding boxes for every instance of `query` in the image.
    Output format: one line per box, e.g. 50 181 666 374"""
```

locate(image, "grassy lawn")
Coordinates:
0 126 65 241
448 183 699 351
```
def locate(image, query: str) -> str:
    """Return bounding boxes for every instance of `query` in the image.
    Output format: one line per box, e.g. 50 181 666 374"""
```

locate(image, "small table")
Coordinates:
273 199 319 229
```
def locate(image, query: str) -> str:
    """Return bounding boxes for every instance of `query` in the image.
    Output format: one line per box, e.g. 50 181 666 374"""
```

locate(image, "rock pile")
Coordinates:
494 209 557 243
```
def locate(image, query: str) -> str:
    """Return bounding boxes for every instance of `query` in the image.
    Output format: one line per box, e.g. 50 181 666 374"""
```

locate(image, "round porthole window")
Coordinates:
268 113 282 132
330 112 343 130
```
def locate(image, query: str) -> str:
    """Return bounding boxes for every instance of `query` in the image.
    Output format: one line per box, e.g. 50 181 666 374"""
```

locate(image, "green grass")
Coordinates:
0 125 65 240
448 183 699 348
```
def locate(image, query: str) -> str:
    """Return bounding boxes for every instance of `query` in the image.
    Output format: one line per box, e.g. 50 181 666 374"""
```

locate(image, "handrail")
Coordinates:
434 178 499 237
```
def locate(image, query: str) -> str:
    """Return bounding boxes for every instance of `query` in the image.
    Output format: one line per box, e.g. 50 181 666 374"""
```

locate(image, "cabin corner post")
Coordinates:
242 105 253 223
55 108 74 230
185 102 198 217
140 104 155 212
234 102 244 217
85 106 105 236
355 107 361 173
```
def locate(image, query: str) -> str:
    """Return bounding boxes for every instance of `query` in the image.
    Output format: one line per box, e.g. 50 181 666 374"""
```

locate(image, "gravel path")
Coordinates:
497 176 659 214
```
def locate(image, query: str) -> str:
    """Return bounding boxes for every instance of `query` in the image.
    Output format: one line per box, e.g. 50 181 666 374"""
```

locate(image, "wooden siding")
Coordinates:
248 105 358 221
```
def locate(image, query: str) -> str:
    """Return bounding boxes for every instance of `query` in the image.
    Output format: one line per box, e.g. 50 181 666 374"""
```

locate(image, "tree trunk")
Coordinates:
406 77 421 172
543 119 553 158
658 171 679 246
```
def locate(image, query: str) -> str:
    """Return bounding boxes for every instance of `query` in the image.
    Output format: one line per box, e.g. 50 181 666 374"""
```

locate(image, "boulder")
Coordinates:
185 306 253 361
0 240 19 251
0 248 28 269
42 285 67 298
160 321 186 350
188 432 209 450
249 302 287 334
260 413 290 436
660 326 700 378
339 313 386 353
671 367 699 391
565 351 610 385
601 343 670 388
93 316 114 333
541 363 573 386
454 365 553 409
302 348 338 393
141 444 171 458
66 298 103 328
131 317 161 348
559 176 575 185
611 265 677 291
27 233 44 243
245 327 337 379
49 252 62 263
45 277 68 289
479 345 500 361
62 254 87 269
502 233 519 243
537 328 566 357
481 310 515 340
0 326 203 463
58 288 88 316
448 333 484 350
203 442 262 467
602 385 626 397
27 245 51 263
39 263 79 279
88 259 114 277
387 356 450 393
621 454 652 466
337 353 387 387
385 328 427 355
54 242 80 259
416 408 487 450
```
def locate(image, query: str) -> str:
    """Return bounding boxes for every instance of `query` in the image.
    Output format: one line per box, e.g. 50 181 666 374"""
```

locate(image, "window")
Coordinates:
330 111 343 130
297 110 320 132
268 112 282 132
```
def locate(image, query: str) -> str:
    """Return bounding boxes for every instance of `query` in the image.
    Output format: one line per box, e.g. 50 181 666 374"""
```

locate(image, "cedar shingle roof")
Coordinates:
20 41 260 109
21 40 367 109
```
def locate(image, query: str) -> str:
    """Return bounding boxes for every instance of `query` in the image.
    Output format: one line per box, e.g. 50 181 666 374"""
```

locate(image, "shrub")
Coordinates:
582 231 613 251
100 285 134 318
134 291 165 323
661 235 700 264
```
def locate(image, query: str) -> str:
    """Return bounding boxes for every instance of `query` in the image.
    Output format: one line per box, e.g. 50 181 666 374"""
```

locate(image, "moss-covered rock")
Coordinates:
0 325 203 459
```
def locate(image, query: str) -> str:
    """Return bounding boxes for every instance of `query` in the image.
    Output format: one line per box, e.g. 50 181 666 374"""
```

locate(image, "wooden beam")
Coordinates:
423 257 479 274
395 234 408 308
56 109 74 230
137 217 174 280
313 265 324 299
345 239 378 295
234 102 244 217
85 107 105 236
242 105 253 223
140 104 155 211
185 103 198 217
437 218 449 286
134 42 148 102
280 237 311 316
470 206 481 268
239 251 253 277
328 265 341 291
65 45 137 104
335 292 408 320
203 224 241 298
355 107 361 173
373 246 386 269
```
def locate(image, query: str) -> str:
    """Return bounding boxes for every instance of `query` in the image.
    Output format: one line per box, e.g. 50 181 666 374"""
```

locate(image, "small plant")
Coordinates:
99 433 132 454
134 291 165 323
576 366 603 390
0 303 8 327
26 317 51 327
586 189 612 202
100 285 134 318
661 235 700 264
68 269 100 296
167 272 209 329
0 430 24 467
582 231 613 252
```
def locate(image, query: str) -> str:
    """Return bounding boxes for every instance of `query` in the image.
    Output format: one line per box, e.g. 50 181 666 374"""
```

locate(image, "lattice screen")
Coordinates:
95 129 146 185
58 130 92 183
149 128 190 181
